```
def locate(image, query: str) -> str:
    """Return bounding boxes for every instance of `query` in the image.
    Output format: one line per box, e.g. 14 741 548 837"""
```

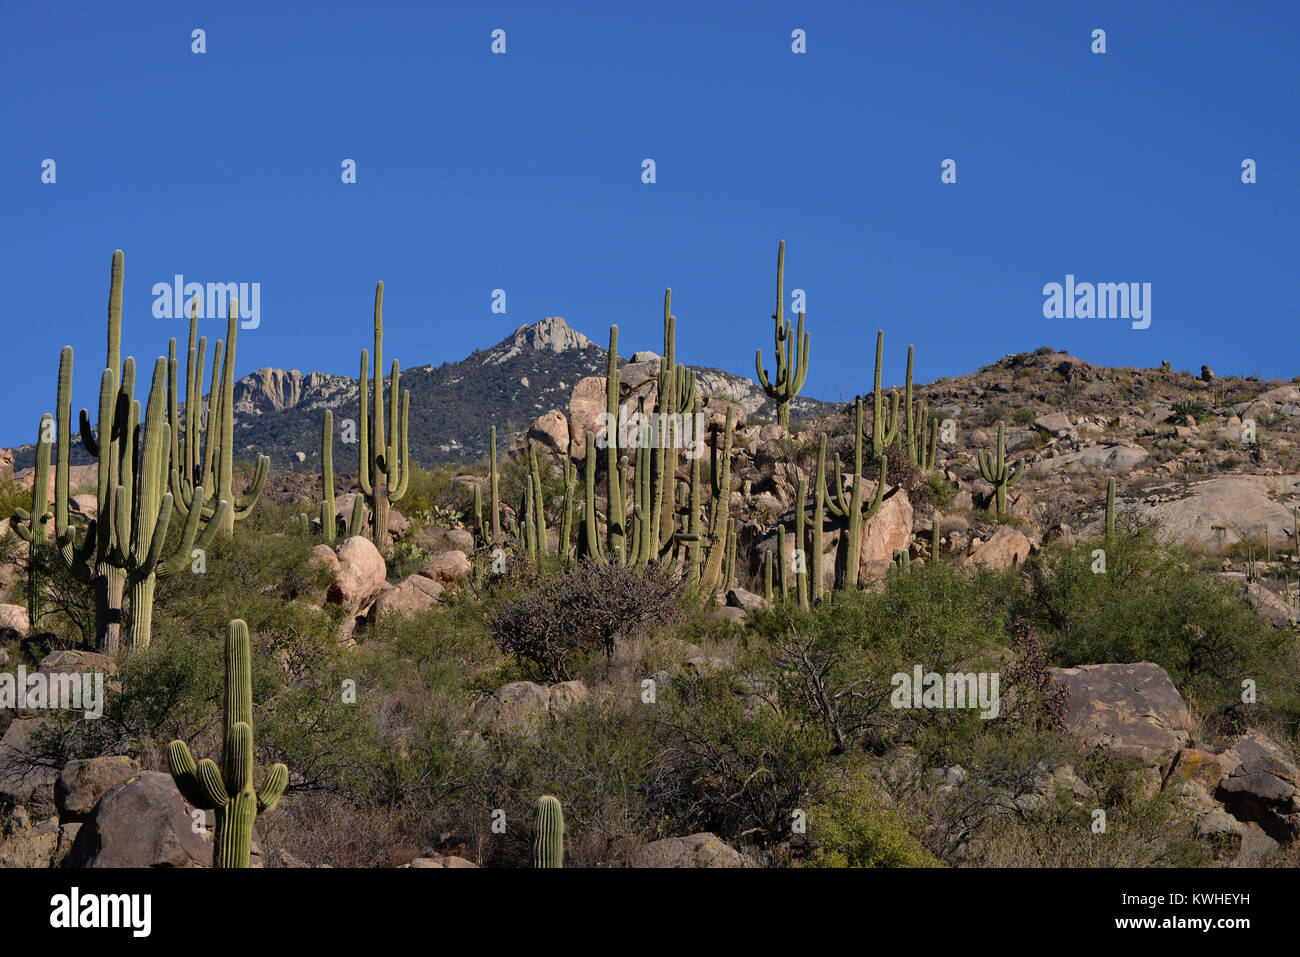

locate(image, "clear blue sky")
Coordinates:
3 0 1296 446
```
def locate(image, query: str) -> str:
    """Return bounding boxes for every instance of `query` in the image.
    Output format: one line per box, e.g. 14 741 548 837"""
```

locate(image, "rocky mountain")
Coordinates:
222 316 836 472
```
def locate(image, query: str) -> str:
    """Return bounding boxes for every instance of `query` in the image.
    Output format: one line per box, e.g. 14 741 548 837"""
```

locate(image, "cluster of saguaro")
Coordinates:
167 619 288 868
977 422 1025 517
755 241 810 430
10 415 53 628
496 306 728 590
866 331 937 472
167 299 270 536
50 252 229 652
531 795 564 868
357 282 411 550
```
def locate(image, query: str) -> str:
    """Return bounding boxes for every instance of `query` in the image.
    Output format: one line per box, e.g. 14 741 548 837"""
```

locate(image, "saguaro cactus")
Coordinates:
319 410 363 545
755 241 809 430
11 414 53 630
1105 477 1116 539
825 397 892 589
531 795 564 868
168 299 270 536
977 422 1025 517
869 331 900 456
358 282 411 550
167 619 289 868
55 251 227 652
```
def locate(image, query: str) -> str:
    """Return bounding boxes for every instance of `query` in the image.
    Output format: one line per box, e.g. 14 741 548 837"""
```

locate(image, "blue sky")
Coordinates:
2 0 1296 446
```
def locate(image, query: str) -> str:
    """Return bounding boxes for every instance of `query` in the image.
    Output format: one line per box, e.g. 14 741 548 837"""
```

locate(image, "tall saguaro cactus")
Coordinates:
755 241 809 430
167 619 289 868
168 299 270 536
358 282 411 550
825 397 892 589
11 415 53 630
869 330 901 456
55 251 228 652
977 422 1025 517
531 795 564 868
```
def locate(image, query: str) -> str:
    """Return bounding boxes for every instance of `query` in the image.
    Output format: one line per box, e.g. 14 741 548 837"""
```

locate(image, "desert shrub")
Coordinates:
1012 407 1036 425
385 539 432 581
651 668 833 852
806 763 940 867
487 560 683 681
1017 528 1286 709
402 464 477 529
1170 399 1205 420
926 471 954 510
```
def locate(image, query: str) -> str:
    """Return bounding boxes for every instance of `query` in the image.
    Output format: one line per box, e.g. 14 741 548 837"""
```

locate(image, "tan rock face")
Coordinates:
1048 662 1193 770
1135 475 1300 555
963 525 1034 570
528 410 570 455
421 550 471 586
626 833 743 868
369 575 443 622
568 376 609 460
856 489 914 584
328 536 388 613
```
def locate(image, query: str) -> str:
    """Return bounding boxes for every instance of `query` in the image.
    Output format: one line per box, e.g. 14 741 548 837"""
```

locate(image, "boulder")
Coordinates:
856 488 914 583
1213 732 1300 843
528 410 570 455
409 855 478 868
1047 662 1192 769
626 833 743 868
548 681 589 713
1134 475 1300 555
327 537 388 613
55 756 142 823
0 717 58 812
0 604 29 637
1039 443 1149 473
725 587 766 612
65 771 211 868
473 681 551 734
421 550 471 586
369 575 443 621
568 377 609 460
963 525 1034 570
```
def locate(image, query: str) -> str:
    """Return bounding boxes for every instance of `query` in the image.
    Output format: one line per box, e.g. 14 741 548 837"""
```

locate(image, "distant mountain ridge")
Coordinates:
11 316 834 473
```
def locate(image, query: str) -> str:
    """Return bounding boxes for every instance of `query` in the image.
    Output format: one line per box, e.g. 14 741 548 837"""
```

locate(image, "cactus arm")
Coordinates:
357 348 372 496
166 741 223 810
391 389 410 501
230 455 270 520
257 764 288 813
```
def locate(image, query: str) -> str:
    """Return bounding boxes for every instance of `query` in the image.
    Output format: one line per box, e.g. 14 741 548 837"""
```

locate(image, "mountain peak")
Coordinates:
488 316 593 365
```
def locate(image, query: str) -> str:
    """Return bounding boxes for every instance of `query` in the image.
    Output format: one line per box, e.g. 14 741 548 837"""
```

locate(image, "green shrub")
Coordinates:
806 764 940 867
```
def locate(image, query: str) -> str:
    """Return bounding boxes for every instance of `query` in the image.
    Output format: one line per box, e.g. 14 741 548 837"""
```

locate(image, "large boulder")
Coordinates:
422 550 471 586
55 756 142 823
64 771 211 868
626 833 743 868
528 410 570 455
963 525 1034 570
474 681 552 734
0 717 58 812
1134 475 1300 555
327 536 388 613
0 605 30 637
1213 732 1300 843
368 575 443 622
856 488 914 583
568 376 609 460
1047 663 1193 769
1040 443 1148 473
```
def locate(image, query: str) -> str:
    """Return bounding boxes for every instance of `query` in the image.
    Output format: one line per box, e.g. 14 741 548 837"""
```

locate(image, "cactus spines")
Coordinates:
1105 477 1116 540
357 282 411 551
977 422 1025 517
531 795 564 868
167 619 288 868
755 241 809 430
869 331 900 456
11 414 54 630
168 298 269 536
